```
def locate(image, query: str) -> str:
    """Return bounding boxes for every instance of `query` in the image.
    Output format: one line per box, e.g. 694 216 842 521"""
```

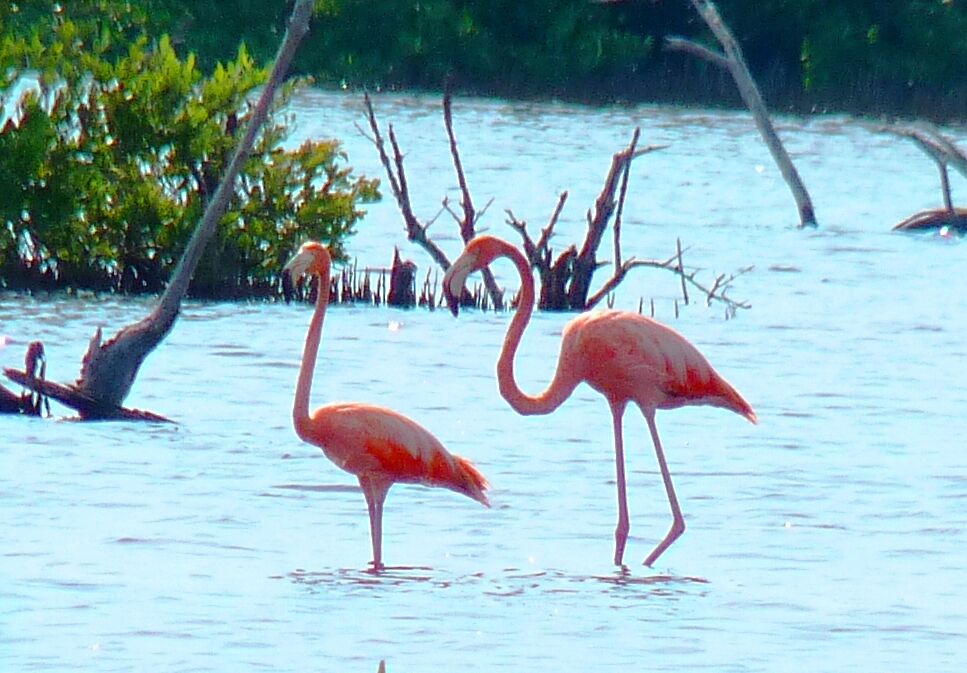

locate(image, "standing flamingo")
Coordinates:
283 241 490 571
442 235 756 567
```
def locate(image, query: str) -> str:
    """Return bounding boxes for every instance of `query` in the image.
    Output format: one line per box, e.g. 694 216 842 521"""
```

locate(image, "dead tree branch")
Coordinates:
665 0 817 228
880 123 967 232
361 90 503 308
568 131 669 308
585 247 753 316
883 123 967 211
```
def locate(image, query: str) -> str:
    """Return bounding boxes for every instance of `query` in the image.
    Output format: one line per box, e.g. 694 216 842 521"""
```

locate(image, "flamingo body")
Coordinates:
296 401 489 506
443 235 755 568
560 310 756 420
284 241 489 570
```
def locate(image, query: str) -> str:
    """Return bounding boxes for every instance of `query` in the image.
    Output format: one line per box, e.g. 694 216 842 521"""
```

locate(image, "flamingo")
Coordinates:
442 235 756 567
283 241 490 571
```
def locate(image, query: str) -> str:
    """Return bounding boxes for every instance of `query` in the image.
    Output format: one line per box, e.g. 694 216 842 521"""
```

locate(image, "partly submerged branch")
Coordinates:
665 0 817 228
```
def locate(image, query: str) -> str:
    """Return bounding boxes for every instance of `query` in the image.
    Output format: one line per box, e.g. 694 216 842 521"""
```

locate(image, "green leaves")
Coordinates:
0 1 378 297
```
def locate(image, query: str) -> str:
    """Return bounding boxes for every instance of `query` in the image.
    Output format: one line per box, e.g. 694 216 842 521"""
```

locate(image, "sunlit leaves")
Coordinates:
0 1 380 297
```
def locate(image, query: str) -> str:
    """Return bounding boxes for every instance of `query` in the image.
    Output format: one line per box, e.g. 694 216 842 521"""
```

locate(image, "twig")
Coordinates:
676 237 689 305
443 85 476 240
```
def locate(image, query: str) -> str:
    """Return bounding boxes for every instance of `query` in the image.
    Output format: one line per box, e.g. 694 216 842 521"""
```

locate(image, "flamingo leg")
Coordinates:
642 410 685 568
609 400 630 567
359 477 389 572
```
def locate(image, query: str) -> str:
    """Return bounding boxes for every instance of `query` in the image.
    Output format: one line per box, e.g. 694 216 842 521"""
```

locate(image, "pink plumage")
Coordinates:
284 241 489 571
443 235 756 568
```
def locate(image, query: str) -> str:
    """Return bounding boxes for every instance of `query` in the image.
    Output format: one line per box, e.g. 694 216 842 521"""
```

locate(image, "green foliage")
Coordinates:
0 1 379 297
114 0 966 117
303 0 652 96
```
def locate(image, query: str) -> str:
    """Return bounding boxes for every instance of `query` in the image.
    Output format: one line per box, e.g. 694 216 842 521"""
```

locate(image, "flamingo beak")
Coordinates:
442 250 477 317
281 249 313 303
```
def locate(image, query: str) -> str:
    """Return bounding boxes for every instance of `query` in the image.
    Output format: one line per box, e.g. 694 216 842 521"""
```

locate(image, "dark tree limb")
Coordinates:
568 132 669 309
585 246 752 315
3 368 171 422
7 0 316 419
881 124 967 232
361 90 503 308
883 123 967 210
665 0 817 228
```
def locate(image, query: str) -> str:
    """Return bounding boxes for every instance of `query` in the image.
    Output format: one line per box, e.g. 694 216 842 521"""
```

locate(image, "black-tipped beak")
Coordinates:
281 268 296 304
443 283 460 317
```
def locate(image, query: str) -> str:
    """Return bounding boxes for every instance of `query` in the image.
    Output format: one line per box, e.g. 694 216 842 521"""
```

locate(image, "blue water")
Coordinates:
2 89 966 672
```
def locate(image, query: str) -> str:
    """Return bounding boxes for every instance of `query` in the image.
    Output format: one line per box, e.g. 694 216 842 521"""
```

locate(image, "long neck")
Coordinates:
293 267 331 433
496 242 576 415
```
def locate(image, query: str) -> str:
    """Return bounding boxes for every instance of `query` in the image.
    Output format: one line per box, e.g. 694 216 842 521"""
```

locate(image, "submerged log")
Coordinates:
4 368 171 422
892 208 967 233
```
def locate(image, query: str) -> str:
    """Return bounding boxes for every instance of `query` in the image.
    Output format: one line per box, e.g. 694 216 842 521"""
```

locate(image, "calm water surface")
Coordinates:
2 90 966 671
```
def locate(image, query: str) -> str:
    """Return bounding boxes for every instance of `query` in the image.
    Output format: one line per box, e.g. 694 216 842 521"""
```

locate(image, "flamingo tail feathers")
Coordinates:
716 375 758 424
448 455 491 507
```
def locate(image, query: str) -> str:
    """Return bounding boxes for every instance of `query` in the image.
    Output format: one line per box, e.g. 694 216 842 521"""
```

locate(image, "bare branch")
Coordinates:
666 0 817 228
539 191 569 254
443 86 476 240
664 35 730 70
362 92 503 308
362 94 451 270
585 250 752 314
881 123 967 213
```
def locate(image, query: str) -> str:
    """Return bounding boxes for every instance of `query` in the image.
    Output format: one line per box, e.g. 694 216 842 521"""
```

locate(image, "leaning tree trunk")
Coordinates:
9 0 316 419
665 0 817 228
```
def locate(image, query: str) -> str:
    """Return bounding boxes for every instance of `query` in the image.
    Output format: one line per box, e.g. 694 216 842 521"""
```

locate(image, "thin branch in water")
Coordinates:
676 237 689 305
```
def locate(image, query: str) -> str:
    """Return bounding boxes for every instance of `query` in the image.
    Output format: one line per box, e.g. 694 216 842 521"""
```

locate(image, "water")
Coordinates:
2 90 966 672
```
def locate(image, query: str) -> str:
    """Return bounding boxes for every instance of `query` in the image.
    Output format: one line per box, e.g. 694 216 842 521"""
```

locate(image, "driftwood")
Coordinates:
892 208 967 233
3 368 170 421
359 86 504 309
665 0 817 228
507 129 670 310
5 0 316 420
882 123 967 233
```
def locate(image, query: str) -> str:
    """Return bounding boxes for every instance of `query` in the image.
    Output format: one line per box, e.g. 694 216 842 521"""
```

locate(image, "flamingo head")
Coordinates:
282 241 331 302
442 235 505 316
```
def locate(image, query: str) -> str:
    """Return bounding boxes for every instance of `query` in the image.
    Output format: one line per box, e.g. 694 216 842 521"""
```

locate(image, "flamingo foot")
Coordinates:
613 521 629 566
642 518 685 568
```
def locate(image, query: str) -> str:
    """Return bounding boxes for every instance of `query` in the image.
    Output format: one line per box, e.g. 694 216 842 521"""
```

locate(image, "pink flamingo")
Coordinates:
443 235 756 567
284 241 490 571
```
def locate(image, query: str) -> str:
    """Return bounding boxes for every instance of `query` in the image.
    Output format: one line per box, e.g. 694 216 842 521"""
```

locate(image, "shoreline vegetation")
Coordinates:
2 0 966 302
148 0 967 122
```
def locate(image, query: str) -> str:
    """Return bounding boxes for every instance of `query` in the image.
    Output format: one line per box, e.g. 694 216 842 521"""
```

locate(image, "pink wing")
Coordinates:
565 311 757 422
306 402 491 505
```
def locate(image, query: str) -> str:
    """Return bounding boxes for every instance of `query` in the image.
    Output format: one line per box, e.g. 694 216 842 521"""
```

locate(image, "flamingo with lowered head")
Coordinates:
443 235 756 568
283 241 490 571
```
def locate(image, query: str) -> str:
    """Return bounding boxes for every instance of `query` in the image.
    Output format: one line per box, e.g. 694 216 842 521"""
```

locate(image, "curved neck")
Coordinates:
496 241 575 415
293 268 331 432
